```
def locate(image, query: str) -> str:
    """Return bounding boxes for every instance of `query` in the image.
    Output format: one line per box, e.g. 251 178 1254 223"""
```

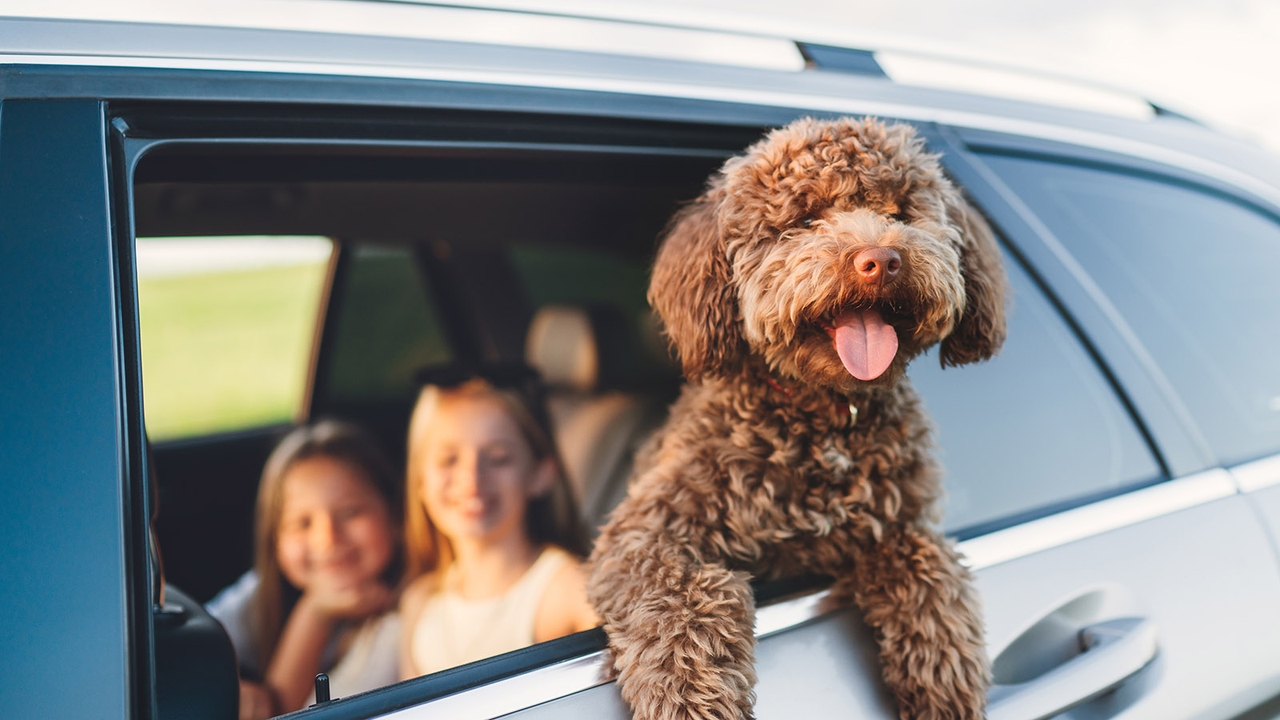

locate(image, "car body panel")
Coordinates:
976 493 1280 719
1236 456 1280 577
492 608 898 720
0 99 133 720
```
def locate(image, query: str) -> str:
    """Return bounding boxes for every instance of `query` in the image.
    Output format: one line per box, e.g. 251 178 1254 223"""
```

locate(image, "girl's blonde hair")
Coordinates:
249 420 402 670
404 376 586 581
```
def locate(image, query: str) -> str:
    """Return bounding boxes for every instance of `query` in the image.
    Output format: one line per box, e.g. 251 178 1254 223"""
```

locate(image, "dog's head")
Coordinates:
649 117 1006 391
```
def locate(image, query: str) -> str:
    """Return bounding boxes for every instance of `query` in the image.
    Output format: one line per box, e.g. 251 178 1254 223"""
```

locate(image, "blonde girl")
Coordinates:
207 420 402 719
399 366 599 678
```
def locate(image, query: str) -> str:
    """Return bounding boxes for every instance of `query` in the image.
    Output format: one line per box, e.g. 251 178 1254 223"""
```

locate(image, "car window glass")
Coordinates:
137 235 332 439
324 243 451 403
910 249 1161 537
980 154 1280 465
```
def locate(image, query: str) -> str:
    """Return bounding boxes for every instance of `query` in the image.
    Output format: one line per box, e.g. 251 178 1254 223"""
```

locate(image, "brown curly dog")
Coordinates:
586 117 1006 720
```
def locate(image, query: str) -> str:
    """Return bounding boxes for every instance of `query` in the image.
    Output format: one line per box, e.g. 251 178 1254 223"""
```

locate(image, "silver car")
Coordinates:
3 3 1280 719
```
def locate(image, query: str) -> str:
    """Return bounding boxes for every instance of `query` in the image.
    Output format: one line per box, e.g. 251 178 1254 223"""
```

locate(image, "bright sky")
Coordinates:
689 0 1280 152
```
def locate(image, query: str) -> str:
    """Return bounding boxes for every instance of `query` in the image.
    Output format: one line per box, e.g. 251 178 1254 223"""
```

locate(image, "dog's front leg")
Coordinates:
833 524 990 720
588 542 758 720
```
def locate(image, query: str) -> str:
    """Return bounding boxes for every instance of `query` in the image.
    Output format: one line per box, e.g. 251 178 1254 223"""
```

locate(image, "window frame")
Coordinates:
109 96 803 719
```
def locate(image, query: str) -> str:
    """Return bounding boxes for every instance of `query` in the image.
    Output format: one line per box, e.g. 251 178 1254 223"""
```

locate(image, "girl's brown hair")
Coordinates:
249 420 403 668
404 376 586 582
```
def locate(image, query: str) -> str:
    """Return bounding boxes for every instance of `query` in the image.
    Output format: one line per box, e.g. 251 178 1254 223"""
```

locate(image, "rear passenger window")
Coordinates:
137 235 332 439
981 155 1280 466
911 250 1161 536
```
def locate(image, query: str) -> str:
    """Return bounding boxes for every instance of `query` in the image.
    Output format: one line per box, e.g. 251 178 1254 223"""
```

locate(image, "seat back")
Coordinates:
525 305 671 534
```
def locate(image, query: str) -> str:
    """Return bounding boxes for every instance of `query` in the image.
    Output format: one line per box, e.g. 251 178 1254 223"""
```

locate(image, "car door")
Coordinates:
931 130 1280 719
0 99 138 720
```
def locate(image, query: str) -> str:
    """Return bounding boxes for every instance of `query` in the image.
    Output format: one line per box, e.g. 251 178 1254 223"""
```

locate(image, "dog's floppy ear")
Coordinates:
648 186 744 380
940 194 1008 367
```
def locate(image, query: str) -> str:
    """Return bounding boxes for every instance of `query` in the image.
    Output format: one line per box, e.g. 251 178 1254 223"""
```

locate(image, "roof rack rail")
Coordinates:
796 43 887 78
1150 103 1205 124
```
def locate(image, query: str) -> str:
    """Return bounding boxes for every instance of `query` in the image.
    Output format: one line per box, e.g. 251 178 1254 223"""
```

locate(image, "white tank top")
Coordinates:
410 546 571 675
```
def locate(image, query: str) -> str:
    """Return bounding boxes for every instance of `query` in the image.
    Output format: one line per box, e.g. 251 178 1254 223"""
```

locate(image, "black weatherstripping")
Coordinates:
276 627 609 719
110 111 160 720
115 101 771 153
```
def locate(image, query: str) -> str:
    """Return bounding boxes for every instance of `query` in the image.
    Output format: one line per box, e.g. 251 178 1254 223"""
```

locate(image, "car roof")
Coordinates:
5 0 1280 202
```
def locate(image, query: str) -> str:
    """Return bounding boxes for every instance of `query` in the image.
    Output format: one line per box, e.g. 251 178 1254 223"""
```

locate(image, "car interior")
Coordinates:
137 145 735 601
130 108 769 714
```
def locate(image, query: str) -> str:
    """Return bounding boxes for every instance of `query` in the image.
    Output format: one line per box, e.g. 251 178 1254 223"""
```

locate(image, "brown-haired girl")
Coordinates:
207 420 402 718
398 369 599 678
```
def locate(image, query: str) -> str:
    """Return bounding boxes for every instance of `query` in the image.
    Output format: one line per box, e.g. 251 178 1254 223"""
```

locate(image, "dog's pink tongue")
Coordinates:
833 309 898 381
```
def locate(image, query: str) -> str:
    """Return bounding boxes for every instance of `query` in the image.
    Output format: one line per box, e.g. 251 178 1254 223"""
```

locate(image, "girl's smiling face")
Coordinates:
421 394 555 546
276 456 396 592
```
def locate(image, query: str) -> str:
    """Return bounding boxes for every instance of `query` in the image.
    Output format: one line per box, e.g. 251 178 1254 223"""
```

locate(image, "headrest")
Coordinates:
525 305 599 392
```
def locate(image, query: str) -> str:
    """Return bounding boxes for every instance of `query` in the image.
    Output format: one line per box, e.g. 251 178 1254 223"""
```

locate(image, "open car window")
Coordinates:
127 108 1170 720
125 110 733 718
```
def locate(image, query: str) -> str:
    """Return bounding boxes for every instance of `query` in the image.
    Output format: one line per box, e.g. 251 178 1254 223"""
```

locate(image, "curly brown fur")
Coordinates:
588 117 1005 720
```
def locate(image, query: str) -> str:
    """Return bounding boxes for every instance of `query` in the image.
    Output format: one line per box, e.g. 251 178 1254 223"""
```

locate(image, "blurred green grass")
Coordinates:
139 263 328 440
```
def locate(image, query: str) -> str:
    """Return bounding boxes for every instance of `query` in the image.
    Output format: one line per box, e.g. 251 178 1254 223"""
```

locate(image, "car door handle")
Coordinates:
987 617 1158 720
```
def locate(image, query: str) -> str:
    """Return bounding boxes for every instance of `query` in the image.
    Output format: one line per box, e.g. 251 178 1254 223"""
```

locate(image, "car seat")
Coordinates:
524 304 673 535
154 584 240 719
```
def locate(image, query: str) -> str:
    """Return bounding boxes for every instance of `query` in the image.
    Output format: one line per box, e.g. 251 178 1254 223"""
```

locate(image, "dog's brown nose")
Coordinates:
854 247 902 286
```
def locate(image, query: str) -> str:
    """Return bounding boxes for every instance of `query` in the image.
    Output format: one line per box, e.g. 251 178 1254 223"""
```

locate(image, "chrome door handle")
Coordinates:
987 617 1158 720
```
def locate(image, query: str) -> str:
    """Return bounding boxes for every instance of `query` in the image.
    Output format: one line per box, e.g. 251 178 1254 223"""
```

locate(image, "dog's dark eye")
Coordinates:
801 216 815 228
